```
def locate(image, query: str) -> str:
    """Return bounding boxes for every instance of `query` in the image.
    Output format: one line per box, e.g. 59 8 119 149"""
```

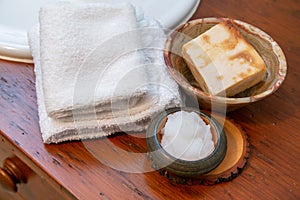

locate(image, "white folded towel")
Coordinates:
39 2 149 119
29 2 181 143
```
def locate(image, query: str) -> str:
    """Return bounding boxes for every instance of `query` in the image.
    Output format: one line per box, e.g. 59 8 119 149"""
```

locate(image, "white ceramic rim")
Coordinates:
0 0 200 63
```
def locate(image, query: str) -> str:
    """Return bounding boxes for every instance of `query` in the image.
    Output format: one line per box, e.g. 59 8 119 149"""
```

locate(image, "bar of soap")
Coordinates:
182 21 267 97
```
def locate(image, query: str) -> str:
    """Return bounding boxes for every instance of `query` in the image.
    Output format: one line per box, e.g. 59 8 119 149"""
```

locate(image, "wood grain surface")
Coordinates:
0 0 299 199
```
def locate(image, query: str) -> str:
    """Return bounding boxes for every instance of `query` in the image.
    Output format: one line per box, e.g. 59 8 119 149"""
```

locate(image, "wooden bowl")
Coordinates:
164 18 287 112
146 107 227 178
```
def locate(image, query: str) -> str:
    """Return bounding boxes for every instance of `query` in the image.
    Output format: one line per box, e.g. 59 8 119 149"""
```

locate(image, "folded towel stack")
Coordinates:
28 2 181 143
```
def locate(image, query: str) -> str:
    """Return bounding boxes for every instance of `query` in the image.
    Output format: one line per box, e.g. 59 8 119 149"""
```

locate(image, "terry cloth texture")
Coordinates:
29 2 181 143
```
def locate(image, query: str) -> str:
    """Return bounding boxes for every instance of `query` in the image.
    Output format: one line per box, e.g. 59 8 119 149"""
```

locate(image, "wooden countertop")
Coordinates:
0 0 299 199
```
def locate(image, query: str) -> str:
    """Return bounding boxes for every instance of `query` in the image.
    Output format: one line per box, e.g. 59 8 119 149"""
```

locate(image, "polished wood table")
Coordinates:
0 0 299 199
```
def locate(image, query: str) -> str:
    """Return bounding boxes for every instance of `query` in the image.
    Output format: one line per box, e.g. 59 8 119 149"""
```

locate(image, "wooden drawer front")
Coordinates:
0 137 68 200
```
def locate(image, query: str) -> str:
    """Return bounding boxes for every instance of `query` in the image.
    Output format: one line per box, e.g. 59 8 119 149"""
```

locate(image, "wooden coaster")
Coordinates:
200 114 250 185
158 114 250 185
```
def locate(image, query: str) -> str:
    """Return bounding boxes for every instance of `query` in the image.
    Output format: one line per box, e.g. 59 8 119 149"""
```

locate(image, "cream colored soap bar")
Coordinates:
182 21 267 97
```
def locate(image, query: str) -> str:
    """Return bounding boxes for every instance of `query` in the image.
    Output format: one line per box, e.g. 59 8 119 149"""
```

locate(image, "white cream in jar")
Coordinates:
160 111 215 161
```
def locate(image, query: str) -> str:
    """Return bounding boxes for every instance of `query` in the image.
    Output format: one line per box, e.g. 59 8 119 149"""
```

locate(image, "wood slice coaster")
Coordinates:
156 114 250 185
